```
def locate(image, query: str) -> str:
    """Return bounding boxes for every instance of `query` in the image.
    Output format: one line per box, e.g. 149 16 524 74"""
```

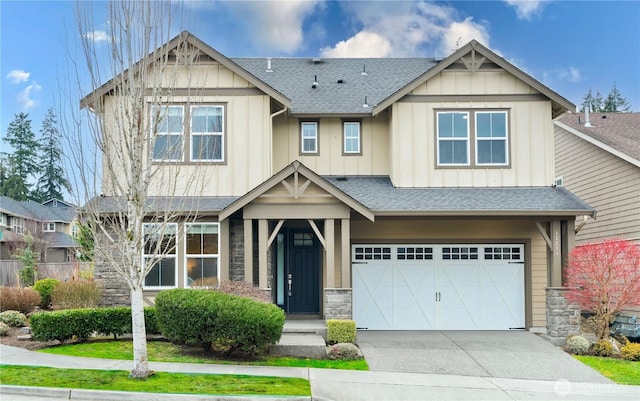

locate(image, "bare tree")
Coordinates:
60 2 211 378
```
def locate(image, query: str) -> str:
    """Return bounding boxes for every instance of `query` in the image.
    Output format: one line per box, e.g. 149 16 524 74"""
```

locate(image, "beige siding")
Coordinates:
349 218 549 328
272 114 391 176
390 70 554 187
555 126 640 244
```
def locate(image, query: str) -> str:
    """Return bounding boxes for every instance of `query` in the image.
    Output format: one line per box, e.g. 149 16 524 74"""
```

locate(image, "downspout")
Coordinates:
269 105 288 175
574 215 589 234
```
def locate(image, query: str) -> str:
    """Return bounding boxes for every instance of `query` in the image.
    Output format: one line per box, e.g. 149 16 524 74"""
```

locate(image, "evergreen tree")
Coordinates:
581 89 603 112
603 82 630 112
0 154 29 200
3 113 40 196
36 108 71 201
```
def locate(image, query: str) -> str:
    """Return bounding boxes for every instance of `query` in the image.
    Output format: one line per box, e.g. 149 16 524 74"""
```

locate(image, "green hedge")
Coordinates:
33 278 60 309
155 289 285 356
30 307 159 343
326 319 356 344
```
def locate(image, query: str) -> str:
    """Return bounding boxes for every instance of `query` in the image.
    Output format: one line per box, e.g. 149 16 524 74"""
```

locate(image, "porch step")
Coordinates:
270 332 327 359
282 319 327 339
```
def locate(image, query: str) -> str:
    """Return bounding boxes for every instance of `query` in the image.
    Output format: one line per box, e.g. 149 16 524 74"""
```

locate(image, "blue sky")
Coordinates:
2 0 639 144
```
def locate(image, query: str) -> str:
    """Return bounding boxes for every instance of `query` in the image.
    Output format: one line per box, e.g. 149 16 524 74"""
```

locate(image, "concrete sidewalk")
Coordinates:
2 343 639 400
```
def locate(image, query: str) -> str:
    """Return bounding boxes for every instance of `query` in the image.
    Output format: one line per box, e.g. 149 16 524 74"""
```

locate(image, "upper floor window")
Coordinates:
475 111 508 165
437 110 509 167
301 122 318 154
185 223 219 287
43 222 56 232
437 112 469 165
0 213 5 227
343 121 361 154
12 217 24 234
191 106 224 162
151 106 184 161
143 223 177 288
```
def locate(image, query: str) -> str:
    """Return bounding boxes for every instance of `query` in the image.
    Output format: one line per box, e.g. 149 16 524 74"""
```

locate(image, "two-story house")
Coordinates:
0 197 78 262
85 32 594 333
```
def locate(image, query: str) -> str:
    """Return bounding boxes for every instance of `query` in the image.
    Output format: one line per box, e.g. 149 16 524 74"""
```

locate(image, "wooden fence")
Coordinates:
0 260 93 287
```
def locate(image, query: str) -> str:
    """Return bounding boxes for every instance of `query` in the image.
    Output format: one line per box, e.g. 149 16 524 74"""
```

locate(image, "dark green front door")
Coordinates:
286 231 320 314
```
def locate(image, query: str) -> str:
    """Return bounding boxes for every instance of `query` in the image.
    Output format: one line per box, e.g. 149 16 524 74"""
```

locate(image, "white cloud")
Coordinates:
222 1 322 54
84 30 110 43
549 66 582 83
6 69 30 84
321 31 391 58
321 2 491 58
18 81 42 111
504 0 547 20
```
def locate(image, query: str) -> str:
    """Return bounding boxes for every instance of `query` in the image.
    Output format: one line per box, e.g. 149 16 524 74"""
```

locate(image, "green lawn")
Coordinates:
38 339 368 370
0 365 310 396
574 356 640 385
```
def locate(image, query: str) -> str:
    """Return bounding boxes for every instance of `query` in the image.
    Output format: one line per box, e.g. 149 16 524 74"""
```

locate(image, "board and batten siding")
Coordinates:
349 218 549 329
102 62 274 197
271 114 391 176
390 70 554 188
555 126 640 244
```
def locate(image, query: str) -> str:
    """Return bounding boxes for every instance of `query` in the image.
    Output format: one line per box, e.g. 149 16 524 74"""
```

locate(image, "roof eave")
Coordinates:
373 209 596 218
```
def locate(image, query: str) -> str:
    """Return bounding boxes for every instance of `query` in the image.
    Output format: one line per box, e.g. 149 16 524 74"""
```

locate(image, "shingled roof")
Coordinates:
555 112 640 166
233 57 437 115
323 176 595 217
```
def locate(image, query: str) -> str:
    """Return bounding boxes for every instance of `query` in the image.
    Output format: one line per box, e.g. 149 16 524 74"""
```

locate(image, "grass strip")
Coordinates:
574 355 640 385
0 365 310 396
38 340 368 370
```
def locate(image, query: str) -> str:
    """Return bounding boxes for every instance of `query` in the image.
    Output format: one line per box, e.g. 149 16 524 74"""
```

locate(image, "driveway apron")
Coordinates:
356 330 611 383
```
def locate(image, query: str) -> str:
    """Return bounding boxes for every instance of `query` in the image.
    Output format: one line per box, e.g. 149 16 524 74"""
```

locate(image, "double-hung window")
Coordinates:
437 110 509 167
43 222 55 232
437 112 469 165
185 223 219 286
151 106 184 161
301 122 318 154
343 121 361 154
143 223 177 288
475 111 508 165
191 106 224 162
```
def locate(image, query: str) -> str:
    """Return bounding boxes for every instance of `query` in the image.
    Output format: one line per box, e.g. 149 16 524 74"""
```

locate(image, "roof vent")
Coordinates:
361 64 368 76
336 176 347 181
266 57 273 72
337 79 344 84
312 58 322 64
363 96 369 108
312 75 318 89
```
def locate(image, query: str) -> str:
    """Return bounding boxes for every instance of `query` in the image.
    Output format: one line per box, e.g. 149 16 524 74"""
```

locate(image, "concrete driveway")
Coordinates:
356 330 611 383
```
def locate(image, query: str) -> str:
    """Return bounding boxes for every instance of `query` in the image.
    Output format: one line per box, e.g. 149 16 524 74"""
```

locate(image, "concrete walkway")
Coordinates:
2 338 639 400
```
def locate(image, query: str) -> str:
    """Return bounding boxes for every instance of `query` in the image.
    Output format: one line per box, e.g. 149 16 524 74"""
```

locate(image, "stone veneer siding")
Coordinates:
229 216 245 282
324 289 352 320
546 287 581 346
94 231 130 306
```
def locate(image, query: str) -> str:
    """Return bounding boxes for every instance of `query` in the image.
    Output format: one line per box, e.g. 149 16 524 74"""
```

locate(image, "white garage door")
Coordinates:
352 244 525 330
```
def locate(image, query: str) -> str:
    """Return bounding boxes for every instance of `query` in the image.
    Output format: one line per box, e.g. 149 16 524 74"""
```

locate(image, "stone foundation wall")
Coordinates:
324 288 352 320
546 287 581 346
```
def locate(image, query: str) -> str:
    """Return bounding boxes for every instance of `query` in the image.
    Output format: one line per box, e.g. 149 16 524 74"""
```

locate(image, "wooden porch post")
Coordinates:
244 219 253 284
258 219 268 289
219 218 229 282
550 220 562 287
325 218 335 288
341 218 350 288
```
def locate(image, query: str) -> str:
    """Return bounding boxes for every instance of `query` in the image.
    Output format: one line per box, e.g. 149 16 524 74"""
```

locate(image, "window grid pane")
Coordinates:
185 224 219 287
143 223 177 287
301 122 318 153
152 106 183 161
437 112 469 165
191 106 224 161
476 112 507 165
344 122 360 153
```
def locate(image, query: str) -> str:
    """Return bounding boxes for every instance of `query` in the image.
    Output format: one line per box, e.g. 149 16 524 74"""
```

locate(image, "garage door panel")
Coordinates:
353 244 525 331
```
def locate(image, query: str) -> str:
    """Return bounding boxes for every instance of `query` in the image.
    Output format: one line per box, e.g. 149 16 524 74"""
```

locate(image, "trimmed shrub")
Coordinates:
327 319 356 344
0 322 9 336
51 281 103 309
155 289 284 356
591 339 614 357
566 335 590 355
621 342 640 361
0 287 40 313
327 343 361 360
34 278 60 309
30 307 159 343
214 281 271 303
0 310 27 327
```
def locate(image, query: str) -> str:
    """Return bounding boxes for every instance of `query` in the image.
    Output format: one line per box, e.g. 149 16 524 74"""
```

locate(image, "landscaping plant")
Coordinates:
0 310 27 327
51 280 103 309
33 278 60 308
327 319 357 344
564 240 640 340
620 342 640 361
566 335 590 355
0 287 40 313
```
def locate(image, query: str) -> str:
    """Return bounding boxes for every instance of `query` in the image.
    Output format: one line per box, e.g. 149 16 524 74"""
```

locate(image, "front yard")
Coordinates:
574 355 640 385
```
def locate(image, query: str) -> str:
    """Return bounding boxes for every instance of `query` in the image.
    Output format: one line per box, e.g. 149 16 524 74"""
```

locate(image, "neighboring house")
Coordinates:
0 197 78 263
555 112 640 245
84 32 595 333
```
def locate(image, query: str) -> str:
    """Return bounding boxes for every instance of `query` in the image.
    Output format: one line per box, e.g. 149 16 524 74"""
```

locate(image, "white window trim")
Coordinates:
343 121 361 154
436 111 470 166
301 122 318 154
475 111 509 166
151 105 184 162
43 222 56 232
184 223 220 287
142 222 178 290
190 105 225 162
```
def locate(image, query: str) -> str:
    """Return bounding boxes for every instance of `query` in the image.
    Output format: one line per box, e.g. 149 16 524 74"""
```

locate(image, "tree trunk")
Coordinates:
129 285 150 379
